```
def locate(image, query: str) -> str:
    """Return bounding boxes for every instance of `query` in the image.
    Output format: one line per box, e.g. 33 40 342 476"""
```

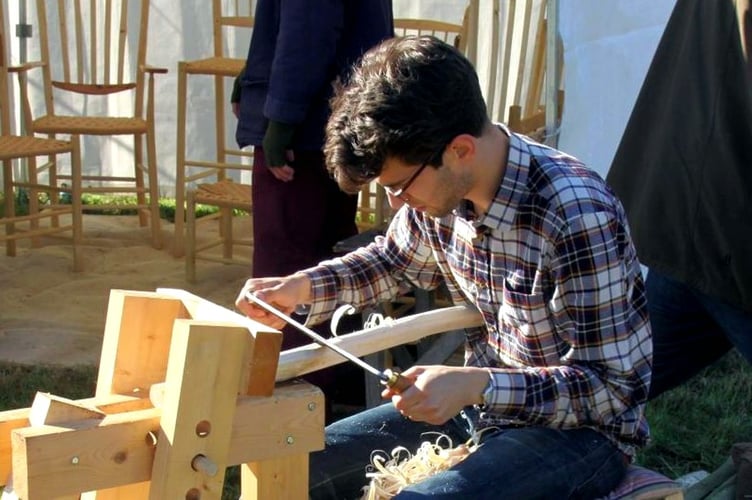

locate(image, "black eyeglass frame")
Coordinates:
385 148 443 199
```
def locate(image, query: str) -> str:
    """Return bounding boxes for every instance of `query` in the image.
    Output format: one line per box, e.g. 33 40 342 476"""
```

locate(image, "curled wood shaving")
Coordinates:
360 433 476 499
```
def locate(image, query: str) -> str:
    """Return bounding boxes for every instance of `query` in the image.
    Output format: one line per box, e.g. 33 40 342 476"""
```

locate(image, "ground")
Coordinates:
0 214 252 367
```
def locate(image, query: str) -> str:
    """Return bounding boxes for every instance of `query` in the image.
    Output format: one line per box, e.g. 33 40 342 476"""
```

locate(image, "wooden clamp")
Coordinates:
0 289 324 499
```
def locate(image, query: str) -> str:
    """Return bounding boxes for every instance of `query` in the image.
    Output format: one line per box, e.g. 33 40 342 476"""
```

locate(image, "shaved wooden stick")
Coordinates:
275 305 482 382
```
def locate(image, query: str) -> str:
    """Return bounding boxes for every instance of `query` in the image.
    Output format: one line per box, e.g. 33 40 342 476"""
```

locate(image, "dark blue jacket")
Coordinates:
235 0 393 150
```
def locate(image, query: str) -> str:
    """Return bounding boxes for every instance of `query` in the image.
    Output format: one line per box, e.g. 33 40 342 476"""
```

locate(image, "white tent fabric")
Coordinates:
558 0 675 178
5 0 676 193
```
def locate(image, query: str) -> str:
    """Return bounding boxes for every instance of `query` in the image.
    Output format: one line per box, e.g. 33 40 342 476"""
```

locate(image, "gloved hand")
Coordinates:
262 119 296 168
230 66 244 119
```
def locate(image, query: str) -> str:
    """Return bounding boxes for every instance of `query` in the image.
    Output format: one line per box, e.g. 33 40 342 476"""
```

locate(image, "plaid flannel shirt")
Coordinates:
304 126 651 457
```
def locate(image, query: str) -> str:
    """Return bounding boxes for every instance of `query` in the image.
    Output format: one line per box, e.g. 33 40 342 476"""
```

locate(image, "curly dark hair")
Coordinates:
324 35 489 194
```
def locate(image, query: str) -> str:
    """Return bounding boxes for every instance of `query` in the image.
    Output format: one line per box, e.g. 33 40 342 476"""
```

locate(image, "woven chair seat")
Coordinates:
33 115 148 135
0 135 73 160
184 56 246 77
194 180 252 208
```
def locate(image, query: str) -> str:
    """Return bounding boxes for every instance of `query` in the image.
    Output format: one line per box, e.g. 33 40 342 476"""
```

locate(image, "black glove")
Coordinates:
230 66 245 104
262 120 297 168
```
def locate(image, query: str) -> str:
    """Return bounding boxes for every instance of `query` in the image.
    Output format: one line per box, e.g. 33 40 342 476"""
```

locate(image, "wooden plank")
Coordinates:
0 394 153 486
156 288 283 397
10 393 104 500
8 383 323 498
149 322 249 499
275 305 482 382
9 392 108 499
96 290 191 397
28 393 106 427
241 454 309 500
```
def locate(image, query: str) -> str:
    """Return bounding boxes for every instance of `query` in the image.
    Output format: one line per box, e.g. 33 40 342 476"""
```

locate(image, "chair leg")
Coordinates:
221 206 232 260
2 158 17 257
47 150 60 229
134 133 148 228
185 189 197 283
173 62 189 258
70 135 84 272
25 155 42 247
146 123 163 250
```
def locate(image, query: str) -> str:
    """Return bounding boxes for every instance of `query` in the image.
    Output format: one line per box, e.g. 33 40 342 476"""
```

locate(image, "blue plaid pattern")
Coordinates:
306 125 651 457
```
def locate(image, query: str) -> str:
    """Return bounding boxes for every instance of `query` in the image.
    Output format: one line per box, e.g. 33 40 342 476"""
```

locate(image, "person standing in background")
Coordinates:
232 0 394 421
607 0 752 399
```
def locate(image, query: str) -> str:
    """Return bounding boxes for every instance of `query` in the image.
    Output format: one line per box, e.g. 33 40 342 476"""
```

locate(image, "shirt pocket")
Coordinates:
499 281 550 336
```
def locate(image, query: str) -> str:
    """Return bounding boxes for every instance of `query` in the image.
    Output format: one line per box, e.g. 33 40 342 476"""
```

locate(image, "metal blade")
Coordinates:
245 292 388 382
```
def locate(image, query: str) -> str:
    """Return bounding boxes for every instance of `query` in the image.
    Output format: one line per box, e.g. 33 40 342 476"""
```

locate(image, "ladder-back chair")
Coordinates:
173 0 255 258
483 0 564 140
0 0 83 270
19 0 166 249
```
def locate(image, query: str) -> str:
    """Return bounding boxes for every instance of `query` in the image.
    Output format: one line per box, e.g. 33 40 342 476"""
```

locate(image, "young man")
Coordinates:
236 36 651 499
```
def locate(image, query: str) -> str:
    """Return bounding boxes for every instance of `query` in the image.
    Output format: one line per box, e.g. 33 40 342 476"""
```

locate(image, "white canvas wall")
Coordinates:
558 0 675 178
6 0 676 193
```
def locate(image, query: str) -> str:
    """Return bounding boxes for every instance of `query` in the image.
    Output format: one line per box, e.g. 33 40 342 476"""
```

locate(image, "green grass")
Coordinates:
636 349 752 477
0 191 248 223
1 351 750 497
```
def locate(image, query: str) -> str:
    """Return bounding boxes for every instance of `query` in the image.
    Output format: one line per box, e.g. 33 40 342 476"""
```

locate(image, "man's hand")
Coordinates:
383 365 490 425
262 120 297 182
235 274 313 329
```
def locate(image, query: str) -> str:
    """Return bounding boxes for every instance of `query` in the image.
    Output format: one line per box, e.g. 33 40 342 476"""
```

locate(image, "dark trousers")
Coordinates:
252 147 360 420
646 269 752 399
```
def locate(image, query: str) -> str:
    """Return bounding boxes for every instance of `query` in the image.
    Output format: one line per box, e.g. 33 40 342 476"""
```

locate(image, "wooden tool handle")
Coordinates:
382 369 413 393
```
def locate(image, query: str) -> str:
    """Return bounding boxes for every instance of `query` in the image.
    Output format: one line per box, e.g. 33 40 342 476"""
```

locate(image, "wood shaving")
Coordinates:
360 433 477 499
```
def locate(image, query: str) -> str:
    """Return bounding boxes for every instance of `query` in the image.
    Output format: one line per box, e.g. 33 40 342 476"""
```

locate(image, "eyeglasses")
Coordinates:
385 149 440 200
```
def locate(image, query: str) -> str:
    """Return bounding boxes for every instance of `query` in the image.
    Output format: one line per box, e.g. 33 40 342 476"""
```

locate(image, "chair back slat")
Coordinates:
0 0 9 136
74 0 84 82
214 0 255 60
102 0 110 83
39 0 147 88
394 18 465 49
118 0 129 85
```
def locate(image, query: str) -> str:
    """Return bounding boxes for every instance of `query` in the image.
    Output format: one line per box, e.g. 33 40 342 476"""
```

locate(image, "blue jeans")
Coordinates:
646 269 752 399
309 403 627 499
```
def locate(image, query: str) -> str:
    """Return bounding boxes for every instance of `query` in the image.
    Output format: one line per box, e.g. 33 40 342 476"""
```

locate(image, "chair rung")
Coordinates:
195 254 251 266
1 209 72 225
83 203 152 211
81 186 145 194
184 159 253 170
2 224 74 240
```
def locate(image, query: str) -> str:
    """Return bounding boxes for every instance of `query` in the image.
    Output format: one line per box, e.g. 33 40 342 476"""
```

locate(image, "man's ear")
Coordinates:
447 134 477 164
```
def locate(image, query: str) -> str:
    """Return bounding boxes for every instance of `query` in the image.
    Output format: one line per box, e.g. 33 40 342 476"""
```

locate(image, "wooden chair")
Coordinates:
17 0 166 249
184 179 252 282
393 15 468 51
173 0 255 258
481 0 564 140
0 0 83 270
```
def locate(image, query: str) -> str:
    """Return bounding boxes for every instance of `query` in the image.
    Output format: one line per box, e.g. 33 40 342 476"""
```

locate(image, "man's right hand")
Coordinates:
235 274 312 330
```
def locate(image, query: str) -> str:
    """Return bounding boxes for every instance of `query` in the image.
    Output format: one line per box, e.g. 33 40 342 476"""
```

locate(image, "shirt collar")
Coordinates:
456 123 532 234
